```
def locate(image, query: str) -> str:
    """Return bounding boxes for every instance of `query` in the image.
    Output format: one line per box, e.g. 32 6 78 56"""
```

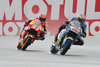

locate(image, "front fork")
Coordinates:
22 34 35 44
28 34 36 43
62 36 74 49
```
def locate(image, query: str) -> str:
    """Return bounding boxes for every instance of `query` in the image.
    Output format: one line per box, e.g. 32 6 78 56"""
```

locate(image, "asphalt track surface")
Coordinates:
0 35 100 67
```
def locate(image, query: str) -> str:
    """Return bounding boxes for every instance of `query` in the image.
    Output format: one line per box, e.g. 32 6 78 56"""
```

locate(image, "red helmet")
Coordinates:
39 14 46 22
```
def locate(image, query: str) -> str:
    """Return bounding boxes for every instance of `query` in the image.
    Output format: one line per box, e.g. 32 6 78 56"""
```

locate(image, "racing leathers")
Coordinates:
56 17 87 46
20 17 47 41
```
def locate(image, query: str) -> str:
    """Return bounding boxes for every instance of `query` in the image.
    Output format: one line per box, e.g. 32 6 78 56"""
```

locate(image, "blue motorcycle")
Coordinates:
50 21 83 55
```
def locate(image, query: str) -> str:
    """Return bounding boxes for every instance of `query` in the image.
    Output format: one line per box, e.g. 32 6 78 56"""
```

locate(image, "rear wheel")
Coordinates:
21 36 33 51
60 39 72 55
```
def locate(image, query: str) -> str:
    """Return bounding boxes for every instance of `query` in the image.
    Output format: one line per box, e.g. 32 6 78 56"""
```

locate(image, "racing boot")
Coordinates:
73 38 84 46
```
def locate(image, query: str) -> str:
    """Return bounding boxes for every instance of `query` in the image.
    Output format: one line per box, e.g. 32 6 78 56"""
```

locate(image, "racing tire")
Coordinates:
21 36 32 51
60 39 72 55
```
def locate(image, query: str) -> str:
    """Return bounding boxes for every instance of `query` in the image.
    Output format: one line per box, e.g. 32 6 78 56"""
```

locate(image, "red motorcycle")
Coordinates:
17 23 45 50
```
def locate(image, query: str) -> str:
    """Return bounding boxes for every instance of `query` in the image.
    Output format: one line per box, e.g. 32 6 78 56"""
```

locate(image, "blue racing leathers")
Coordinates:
71 17 87 37
57 17 87 46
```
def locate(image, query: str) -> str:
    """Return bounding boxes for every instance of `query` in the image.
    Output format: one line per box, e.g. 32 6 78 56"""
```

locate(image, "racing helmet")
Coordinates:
77 14 86 22
39 14 46 22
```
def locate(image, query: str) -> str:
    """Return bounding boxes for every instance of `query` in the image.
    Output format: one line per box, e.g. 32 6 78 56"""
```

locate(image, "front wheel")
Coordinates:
21 36 33 51
60 39 72 55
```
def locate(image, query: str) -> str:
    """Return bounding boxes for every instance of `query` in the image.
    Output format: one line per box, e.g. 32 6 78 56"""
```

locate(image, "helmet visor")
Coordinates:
78 18 85 22
40 18 46 22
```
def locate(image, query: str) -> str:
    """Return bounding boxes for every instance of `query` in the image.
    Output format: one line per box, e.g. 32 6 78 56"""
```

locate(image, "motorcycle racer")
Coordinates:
55 14 87 46
17 14 47 49
20 14 47 40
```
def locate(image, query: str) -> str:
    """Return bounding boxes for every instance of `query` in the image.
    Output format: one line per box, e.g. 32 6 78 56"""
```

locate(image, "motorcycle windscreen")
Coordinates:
70 21 81 32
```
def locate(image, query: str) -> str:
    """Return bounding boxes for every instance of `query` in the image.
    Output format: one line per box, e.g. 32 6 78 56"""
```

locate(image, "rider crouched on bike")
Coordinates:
55 14 87 46
20 14 47 41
